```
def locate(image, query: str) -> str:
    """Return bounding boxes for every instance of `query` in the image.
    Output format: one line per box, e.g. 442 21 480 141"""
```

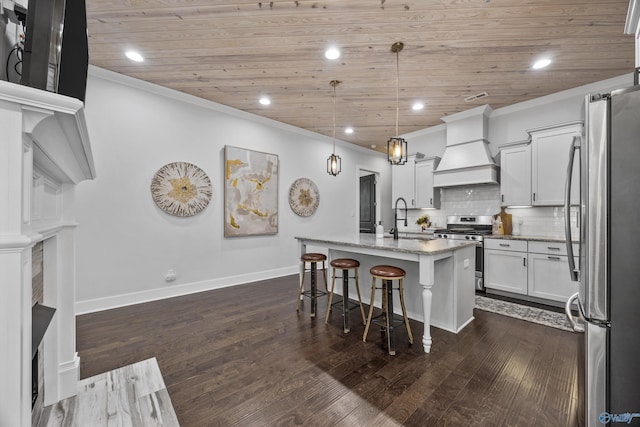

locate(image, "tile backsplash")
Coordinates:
392 184 579 238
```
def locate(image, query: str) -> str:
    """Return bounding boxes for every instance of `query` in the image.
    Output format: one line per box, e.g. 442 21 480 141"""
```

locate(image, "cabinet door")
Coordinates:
531 124 581 206
528 253 579 302
391 156 416 208
484 249 528 295
500 144 531 206
415 159 441 209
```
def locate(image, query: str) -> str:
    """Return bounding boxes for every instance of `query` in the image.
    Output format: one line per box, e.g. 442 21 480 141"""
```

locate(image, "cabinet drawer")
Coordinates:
484 239 527 252
528 241 578 256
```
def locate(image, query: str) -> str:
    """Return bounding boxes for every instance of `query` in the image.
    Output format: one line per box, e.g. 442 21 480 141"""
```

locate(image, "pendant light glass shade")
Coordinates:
327 153 341 176
327 80 342 176
388 137 408 165
387 42 408 166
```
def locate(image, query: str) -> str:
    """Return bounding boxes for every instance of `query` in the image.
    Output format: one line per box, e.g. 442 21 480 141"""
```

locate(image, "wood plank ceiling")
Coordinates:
85 0 634 152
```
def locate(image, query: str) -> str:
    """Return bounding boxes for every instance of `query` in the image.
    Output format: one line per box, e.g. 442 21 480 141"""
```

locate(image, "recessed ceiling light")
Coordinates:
370 144 377 149
125 50 144 62
344 127 354 134
532 58 551 70
412 102 424 111
325 47 340 60
259 97 271 106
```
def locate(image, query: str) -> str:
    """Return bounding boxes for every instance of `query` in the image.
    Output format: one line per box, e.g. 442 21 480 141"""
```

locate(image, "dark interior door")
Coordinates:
359 174 376 233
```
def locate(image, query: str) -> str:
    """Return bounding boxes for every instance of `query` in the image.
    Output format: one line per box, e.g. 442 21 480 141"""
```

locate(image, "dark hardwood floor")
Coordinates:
76 274 580 426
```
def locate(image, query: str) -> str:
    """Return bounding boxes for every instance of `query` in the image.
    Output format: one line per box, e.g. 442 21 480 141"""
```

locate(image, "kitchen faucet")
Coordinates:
393 197 408 240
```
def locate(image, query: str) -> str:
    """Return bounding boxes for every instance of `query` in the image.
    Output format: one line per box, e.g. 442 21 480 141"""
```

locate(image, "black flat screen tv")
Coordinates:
20 0 88 102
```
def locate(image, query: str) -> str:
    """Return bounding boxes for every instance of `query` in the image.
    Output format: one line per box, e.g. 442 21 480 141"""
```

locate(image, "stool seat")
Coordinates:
370 265 405 278
331 258 360 269
301 253 327 262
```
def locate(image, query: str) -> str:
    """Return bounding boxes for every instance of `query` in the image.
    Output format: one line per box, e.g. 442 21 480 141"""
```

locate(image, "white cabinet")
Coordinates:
391 153 441 209
485 239 579 304
391 154 420 208
415 157 441 209
499 142 531 207
527 241 579 303
530 122 581 206
484 239 528 295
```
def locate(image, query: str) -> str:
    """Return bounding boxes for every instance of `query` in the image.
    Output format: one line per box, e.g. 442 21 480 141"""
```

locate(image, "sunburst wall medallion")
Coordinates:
151 162 212 217
288 178 320 217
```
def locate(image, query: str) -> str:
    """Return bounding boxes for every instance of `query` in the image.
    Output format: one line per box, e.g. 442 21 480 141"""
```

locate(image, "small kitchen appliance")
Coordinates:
564 86 640 425
434 215 493 291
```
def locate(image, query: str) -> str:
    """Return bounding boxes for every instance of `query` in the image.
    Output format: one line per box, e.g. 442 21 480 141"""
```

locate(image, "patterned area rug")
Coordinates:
475 295 573 332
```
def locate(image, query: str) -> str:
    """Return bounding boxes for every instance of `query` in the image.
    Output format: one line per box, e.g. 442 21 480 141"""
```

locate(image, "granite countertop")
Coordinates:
295 233 477 256
484 234 575 243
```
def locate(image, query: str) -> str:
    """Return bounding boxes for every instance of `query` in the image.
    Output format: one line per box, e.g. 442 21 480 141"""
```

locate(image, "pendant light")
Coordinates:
388 42 408 165
327 79 342 176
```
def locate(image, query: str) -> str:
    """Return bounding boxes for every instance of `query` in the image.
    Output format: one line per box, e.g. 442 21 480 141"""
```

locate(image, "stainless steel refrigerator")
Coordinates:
564 85 640 426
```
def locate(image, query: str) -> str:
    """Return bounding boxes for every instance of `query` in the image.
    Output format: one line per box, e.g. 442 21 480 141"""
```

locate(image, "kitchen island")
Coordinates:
296 234 476 353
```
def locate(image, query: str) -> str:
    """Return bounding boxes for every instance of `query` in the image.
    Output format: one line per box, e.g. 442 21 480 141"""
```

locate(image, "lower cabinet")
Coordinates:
484 239 528 295
484 239 578 303
527 241 578 302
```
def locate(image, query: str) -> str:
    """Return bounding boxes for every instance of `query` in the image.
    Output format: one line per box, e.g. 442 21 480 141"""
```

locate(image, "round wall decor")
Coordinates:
151 162 212 217
288 178 320 217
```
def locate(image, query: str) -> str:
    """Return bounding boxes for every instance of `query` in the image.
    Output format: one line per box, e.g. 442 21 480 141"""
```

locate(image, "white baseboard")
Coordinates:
75 266 298 315
45 353 80 406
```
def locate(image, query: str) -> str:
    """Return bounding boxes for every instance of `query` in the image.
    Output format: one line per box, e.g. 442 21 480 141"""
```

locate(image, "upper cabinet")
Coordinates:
500 142 531 206
530 122 581 206
415 157 441 209
499 122 581 207
391 153 441 209
392 153 421 208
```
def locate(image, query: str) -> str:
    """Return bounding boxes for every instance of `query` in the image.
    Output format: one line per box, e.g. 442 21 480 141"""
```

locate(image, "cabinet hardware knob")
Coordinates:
548 256 561 261
547 247 561 250
533 193 536 201
523 257 527 267
499 243 510 247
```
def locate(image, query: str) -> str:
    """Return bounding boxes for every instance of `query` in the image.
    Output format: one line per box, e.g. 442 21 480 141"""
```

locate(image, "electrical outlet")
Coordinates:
165 269 177 282
463 259 470 269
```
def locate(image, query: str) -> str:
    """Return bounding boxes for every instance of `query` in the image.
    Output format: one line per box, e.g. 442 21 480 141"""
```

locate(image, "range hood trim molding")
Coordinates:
432 164 499 187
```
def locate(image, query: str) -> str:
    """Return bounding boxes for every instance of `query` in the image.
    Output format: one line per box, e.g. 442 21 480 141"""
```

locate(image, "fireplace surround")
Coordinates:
0 80 95 426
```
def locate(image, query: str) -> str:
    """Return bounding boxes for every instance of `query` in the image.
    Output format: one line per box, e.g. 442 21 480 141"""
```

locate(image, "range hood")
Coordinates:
433 105 499 187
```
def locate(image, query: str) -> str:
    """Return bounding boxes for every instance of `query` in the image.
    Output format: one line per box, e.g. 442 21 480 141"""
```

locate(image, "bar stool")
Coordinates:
296 253 328 317
324 258 366 333
363 265 413 355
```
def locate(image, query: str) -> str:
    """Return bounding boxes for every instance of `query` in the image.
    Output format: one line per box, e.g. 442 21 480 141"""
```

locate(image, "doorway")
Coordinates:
359 174 376 233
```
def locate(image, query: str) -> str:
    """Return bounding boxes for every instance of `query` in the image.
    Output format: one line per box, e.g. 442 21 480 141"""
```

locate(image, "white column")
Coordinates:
0 102 33 427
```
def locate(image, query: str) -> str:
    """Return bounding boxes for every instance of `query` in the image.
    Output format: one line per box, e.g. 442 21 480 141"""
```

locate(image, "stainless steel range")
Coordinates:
434 215 493 291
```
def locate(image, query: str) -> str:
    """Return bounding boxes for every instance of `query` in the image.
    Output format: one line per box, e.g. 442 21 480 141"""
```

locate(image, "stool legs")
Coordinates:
398 278 413 344
384 279 396 355
354 269 366 325
296 260 328 317
325 266 366 332
296 265 306 312
325 268 338 323
363 277 377 342
363 275 413 355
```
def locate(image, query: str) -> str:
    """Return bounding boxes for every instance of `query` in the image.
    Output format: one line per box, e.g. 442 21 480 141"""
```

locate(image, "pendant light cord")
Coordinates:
333 82 337 153
395 48 400 137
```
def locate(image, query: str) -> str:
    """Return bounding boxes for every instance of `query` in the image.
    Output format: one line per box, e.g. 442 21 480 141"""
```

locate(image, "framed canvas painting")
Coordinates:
224 145 279 237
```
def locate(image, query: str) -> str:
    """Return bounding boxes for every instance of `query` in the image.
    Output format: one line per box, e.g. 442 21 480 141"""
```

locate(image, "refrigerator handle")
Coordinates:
565 292 585 333
564 136 580 282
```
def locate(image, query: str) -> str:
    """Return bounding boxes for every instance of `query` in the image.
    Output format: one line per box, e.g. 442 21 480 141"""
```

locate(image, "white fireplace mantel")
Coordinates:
0 80 95 427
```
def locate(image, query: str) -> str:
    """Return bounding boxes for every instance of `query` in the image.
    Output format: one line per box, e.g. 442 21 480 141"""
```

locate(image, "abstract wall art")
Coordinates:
224 146 279 237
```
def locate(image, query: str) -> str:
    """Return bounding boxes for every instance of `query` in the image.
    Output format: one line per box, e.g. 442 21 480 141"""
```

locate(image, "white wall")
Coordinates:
75 67 391 313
